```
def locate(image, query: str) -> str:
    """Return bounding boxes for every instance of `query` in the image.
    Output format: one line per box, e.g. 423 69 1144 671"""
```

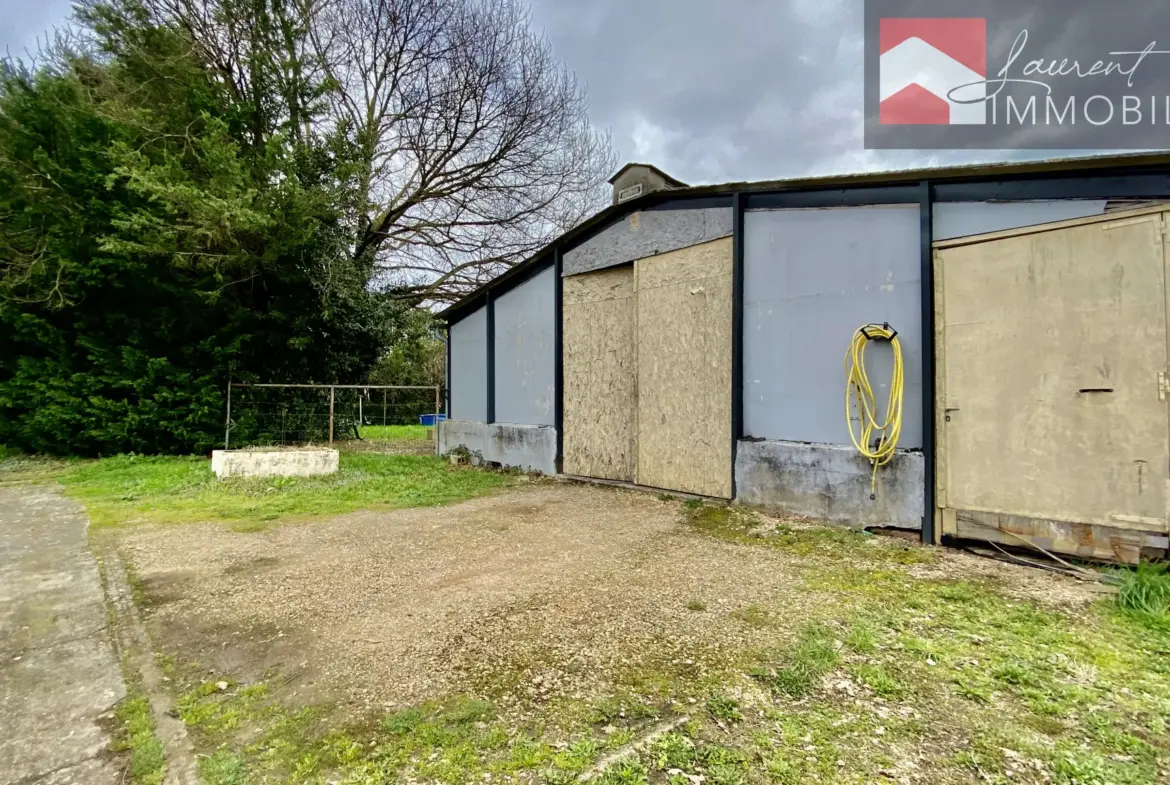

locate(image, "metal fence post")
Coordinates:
225 381 232 450
383 389 388 425
328 385 335 445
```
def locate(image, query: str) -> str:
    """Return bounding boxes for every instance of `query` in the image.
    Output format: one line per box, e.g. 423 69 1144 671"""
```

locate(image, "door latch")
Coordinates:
1160 370 1168 402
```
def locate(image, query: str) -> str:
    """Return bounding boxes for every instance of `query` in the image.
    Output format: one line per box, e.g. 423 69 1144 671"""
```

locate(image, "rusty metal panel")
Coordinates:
953 509 1167 565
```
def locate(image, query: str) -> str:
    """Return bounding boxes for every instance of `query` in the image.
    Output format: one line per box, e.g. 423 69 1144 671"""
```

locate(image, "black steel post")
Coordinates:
730 192 745 499
486 290 496 423
919 181 936 545
553 249 564 471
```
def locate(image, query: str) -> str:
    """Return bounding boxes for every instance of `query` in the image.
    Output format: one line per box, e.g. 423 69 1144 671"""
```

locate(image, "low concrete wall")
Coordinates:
212 449 339 479
735 440 923 530
438 420 557 475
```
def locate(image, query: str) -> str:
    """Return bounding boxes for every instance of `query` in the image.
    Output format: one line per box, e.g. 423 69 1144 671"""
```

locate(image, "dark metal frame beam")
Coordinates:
485 289 495 424
933 172 1170 202
730 193 745 499
918 181 936 545
553 248 564 470
744 186 921 210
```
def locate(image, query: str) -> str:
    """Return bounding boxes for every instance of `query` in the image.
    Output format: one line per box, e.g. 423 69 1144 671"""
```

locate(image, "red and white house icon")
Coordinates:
879 18 987 124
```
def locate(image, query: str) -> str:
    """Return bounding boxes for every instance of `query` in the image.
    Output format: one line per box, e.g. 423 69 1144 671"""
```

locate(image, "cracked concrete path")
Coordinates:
0 484 126 785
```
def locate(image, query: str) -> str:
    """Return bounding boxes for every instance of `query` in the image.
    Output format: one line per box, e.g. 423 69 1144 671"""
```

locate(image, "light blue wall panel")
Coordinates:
743 206 923 448
493 267 555 426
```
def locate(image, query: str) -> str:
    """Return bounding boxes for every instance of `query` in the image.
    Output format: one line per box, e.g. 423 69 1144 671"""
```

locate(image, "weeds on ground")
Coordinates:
750 622 843 698
681 502 935 565
1115 561 1170 625
110 695 166 785
177 679 642 785
58 452 509 527
152 502 1170 785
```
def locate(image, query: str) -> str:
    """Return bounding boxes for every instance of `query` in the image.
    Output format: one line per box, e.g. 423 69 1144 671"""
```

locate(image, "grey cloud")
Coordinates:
528 0 1073 183
1 0 1086 185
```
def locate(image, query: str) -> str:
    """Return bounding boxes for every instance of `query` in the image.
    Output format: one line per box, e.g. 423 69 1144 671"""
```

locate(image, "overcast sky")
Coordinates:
1 0 1069 185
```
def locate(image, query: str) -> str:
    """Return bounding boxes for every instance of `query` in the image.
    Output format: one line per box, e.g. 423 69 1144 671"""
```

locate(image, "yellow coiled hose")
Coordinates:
845 323 904 499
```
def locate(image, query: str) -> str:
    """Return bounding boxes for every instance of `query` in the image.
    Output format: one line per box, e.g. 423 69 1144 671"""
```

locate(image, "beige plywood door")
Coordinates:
636 238 733 498
562 267 638 482
937 211 1170 555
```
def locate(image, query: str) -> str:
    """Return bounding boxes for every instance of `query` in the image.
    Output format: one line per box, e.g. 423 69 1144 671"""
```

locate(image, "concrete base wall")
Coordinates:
735 440 923 530
212 449 339 479
438 420 557 475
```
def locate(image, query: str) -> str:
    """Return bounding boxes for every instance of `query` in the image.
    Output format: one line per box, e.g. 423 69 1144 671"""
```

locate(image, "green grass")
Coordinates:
58 452 509 528
152 551 1170 785
358 424 431 441
750 622 842 698
111 695 166 785
1116 561 1170 619
680 503 935 565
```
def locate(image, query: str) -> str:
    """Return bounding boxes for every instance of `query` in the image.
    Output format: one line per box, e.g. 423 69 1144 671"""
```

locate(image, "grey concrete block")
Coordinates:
735 439 923 530
211 448 339 478
438 420 557 475
563 208 732 277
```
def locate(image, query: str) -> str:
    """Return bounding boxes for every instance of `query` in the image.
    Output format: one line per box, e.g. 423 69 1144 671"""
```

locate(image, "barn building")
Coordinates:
437 153 1170 562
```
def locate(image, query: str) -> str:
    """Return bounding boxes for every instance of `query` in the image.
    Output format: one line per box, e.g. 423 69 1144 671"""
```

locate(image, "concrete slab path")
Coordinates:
0 485 126 785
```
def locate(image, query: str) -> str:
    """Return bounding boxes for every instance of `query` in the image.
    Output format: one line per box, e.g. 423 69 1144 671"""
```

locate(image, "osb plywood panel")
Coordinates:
562 267 637 482
636 237 733 498
938 211 1170 531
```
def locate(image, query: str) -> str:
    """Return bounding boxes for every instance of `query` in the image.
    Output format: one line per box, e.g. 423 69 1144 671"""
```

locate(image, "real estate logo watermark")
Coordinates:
865 0 1170 149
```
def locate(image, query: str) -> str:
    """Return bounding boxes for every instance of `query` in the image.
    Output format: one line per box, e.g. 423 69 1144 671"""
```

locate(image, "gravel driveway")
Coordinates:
114 481 1093 720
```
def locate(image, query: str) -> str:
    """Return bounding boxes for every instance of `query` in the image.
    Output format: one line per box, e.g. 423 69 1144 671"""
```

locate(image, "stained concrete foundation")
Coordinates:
735 440 924 530
438 420 557 475
211 448 340 479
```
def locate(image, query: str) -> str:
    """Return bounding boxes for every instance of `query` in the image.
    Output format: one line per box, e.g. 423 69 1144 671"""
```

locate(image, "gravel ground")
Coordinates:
116 481 1098 718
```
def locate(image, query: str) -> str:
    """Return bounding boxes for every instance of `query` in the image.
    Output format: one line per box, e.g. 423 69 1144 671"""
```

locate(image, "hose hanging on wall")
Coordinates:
844 323 904 500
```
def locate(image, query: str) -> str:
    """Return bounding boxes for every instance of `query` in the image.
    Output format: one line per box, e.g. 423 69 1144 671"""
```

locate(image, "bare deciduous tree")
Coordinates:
132 0 616 302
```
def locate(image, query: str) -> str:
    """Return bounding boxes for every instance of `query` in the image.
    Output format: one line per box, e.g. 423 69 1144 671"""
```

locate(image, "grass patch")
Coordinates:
685 598 707 612
1116 561 1170 620
57 452 508 527
729 603 772 628
177 677 619 785
750 622 841 697
705 693 742 723
359 424 430 441
111 695 166 785
681 503 935 565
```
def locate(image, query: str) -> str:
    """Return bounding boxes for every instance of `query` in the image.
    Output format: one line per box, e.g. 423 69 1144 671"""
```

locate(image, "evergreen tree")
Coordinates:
0 4 399 455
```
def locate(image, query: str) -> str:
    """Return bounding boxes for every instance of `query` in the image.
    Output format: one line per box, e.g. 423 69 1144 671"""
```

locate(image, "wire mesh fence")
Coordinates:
226 383 444 455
